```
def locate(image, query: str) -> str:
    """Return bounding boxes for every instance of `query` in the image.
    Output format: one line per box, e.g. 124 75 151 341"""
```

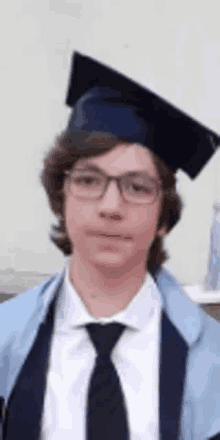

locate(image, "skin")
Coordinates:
63 143 166 318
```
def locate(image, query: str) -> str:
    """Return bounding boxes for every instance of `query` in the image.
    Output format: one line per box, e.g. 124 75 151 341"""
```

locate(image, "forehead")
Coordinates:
77 143 159 178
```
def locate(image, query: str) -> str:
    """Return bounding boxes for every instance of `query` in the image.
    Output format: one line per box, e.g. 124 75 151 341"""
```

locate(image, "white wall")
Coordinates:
1 0 220 284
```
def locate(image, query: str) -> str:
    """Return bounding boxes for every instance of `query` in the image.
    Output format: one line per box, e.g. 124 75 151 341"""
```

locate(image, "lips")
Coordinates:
88 231 132 240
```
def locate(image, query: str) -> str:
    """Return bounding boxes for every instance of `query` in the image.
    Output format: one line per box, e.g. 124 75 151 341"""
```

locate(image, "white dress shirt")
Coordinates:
41 262 163 439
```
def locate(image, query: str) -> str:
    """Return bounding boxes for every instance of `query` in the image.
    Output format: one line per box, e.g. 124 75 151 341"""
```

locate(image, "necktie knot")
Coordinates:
85 322 126 361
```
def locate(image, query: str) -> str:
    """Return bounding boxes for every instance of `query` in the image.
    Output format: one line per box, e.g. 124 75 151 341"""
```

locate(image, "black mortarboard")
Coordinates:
66 51 220 178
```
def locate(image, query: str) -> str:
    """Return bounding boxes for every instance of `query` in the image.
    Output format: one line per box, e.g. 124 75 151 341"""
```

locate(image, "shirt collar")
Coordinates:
54 259 163 334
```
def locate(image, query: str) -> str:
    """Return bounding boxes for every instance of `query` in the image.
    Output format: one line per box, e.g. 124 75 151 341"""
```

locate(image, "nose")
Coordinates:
98 180 124 211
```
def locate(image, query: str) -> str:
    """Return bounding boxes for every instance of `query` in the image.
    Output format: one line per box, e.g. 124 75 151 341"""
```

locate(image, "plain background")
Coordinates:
1 0 220 285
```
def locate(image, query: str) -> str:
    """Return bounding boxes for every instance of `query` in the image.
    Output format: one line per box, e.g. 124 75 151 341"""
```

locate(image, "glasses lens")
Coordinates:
122 175 157 203
69 170 159 204
70 170 104 198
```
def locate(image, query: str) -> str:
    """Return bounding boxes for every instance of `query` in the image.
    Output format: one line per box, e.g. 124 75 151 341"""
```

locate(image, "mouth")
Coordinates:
89 232 132 240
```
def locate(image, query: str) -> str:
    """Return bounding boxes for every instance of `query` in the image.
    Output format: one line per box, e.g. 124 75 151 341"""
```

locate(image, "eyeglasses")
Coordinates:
64 166 162 205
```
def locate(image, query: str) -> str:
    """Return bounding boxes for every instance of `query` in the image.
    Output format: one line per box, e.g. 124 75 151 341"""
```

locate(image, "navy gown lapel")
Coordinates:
159 310 188 439
0 396 5 440
151 265 189 439
3 267 189 440
3 282 61 440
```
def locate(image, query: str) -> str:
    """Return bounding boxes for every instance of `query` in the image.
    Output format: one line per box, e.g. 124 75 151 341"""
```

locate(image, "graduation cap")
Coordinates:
66 51 220 179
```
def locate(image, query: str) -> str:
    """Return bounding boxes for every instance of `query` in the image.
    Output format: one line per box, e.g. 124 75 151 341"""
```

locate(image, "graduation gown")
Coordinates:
0 266 220 440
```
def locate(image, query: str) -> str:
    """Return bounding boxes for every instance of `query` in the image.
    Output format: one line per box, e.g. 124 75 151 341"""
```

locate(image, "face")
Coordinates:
64 143 166 272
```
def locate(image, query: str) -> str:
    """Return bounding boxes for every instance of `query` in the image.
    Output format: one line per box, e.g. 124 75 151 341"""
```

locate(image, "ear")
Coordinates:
157 225 167 238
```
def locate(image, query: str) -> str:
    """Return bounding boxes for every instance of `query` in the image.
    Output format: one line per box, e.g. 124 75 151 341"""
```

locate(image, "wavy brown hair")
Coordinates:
40 129 183 272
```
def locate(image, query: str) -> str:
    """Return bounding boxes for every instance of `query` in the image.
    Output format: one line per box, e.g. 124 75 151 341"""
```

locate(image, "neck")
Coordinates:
68 254 147 318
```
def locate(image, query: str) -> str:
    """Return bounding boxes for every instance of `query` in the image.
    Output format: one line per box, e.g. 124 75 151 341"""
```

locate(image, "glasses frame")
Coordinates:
64 167 162 205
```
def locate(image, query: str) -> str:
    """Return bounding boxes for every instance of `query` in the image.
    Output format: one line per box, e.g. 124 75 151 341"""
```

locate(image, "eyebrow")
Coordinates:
75 164 105 172
75 163 153 177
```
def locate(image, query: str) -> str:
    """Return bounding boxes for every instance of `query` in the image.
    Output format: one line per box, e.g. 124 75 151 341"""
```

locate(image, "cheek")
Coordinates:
129 205 161 251
65 198 95 233
130 205 160 233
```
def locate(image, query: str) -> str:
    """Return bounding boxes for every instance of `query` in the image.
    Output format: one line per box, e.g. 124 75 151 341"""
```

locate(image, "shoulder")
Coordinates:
0 273 57 308
154 266 218 345
0 272 63 342
153 265 188 297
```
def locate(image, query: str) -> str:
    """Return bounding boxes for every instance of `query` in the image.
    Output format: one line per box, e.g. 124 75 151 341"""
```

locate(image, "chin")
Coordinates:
92 252 126 265
88 250 140 273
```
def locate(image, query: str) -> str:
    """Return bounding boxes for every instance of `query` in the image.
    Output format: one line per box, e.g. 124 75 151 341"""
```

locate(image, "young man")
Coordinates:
0 52 220 440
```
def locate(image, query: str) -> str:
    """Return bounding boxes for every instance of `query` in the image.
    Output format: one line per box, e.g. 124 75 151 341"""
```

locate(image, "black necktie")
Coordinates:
85 322 129 440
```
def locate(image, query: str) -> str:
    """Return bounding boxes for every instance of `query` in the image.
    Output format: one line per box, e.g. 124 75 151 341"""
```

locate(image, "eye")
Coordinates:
75 177 98 185
132 184 153 194
72 172 103 187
